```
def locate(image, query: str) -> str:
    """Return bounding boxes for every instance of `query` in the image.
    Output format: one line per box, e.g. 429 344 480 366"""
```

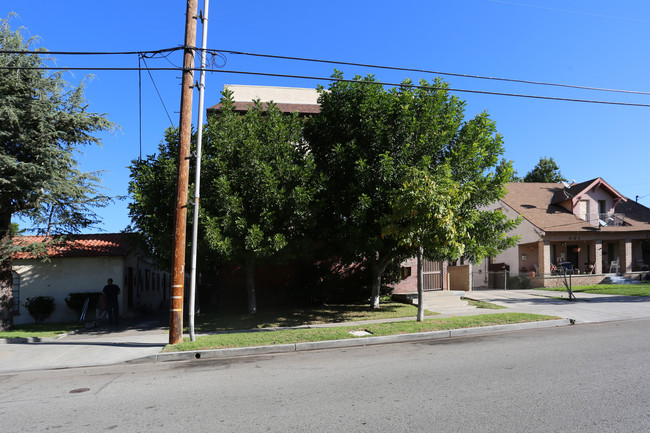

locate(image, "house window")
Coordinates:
578 200 590 221
400 266 412 279
598 200 607 215
12 271 20 315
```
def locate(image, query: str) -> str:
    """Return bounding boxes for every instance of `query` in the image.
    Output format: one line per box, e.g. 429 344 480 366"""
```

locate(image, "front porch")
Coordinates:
530 271 649 288
517 237 650 281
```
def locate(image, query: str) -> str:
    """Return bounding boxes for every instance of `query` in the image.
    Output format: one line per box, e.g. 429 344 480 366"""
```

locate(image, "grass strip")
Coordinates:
466 299 506 309
189 302 438 333
540 284 650 297
165 313 558 352
0 322 80 338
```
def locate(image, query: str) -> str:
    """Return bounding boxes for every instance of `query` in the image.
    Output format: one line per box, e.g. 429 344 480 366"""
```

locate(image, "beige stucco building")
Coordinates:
12 233 169 325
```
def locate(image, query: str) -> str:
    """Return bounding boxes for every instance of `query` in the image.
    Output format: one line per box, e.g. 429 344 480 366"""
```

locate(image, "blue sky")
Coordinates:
5 0 650 233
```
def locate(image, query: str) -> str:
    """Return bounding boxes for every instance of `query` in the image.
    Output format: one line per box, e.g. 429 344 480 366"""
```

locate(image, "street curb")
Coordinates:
128 318 572 365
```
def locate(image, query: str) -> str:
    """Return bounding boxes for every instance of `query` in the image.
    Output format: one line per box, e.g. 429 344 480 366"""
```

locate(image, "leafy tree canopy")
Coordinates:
523 157 567 183
305 72 518 308
202 92 316 312
0 16 114 329
127 128 181 268
128 90 316 313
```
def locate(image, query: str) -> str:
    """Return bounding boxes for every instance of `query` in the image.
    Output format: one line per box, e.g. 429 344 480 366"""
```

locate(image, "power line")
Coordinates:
0 66 650 107
4 46 650 97
139 57 175 127
138 55 142 160
2 65 650 108
214 49 650 97
0 47 182 56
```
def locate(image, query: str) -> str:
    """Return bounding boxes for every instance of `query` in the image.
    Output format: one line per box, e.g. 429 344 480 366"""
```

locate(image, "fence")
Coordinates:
485 271 532 290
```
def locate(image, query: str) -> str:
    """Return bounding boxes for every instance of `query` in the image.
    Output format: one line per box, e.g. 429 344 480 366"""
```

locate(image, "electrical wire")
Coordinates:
138 54 142 160
3 46 650 97
139 58 175 127
0 47 650 95
0 47 183 56
2 64 650 108
213 49 650 97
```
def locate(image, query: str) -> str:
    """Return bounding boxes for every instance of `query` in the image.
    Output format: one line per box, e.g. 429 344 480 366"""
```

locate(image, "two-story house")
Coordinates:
474 178 650 288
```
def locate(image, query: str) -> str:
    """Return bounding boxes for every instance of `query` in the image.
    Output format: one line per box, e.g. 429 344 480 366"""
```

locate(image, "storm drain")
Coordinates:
349 330 372 337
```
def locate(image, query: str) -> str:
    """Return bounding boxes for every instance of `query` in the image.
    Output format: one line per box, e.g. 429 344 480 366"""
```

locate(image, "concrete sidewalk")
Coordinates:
0 316 170 372
464 289 650 323
2 289 649 373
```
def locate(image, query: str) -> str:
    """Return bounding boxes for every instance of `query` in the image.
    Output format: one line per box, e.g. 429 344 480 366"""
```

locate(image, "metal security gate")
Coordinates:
423 259 443 291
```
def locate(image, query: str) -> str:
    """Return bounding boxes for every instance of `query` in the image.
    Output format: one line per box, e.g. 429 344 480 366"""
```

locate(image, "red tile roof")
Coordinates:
12 233 136 259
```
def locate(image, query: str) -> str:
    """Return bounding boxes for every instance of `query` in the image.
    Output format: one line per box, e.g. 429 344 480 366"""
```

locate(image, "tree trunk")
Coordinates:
369 256 391 309
245 259 257 314
417 246 424 322
370 266 381 309
0 211 13 331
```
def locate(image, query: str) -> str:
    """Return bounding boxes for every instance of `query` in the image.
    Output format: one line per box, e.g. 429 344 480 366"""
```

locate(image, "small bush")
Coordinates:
65 292 102 314
24 296 55 324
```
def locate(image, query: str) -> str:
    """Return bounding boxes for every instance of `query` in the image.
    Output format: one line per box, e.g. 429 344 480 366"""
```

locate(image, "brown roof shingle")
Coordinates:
501 182 650 233
207 101 320 116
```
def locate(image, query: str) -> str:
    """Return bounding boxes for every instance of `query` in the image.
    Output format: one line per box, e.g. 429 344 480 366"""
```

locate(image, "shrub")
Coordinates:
65 292 102 314
24 296 55 324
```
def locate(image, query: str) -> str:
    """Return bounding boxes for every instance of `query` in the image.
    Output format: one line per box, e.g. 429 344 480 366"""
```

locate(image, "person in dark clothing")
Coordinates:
103 278 121 325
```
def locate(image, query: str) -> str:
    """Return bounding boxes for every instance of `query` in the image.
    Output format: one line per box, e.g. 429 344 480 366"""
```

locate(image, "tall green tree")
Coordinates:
0 17 114 329
128 92 316 314
127 128 182 269
201 92 316 313
305 72 517 308
523 157 567 183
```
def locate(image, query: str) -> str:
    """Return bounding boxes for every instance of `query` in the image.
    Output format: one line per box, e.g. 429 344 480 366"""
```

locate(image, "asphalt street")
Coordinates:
2 317 649 432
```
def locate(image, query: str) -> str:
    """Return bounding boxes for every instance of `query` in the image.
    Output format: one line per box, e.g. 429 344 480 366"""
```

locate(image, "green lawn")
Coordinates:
165 313 559 352
541 284 650 297
0 322 80 339
188 302 439 333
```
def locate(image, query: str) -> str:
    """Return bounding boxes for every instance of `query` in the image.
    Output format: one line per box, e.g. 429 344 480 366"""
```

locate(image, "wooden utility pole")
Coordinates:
169 0 199 345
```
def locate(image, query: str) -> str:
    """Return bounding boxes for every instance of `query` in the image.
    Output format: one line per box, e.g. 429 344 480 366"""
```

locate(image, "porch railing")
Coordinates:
585 213 625 226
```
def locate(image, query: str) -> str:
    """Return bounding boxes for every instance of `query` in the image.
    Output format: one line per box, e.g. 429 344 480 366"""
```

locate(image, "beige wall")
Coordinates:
13 256 125 325
225 84 319 104
13 253 170 325
473 201 543 287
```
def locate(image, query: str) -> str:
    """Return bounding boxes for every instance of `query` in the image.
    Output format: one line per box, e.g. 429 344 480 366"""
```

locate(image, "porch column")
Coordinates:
538 240 550 275
594 239 603 274
621 238 633 273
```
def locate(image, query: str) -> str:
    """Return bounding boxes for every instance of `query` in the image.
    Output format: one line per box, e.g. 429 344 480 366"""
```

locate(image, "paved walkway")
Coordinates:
465 289 650 323
1 290 649 373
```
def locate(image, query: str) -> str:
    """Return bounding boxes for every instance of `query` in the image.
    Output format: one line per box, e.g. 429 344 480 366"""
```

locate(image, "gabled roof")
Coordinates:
551 177 626 206
501 182 650 233
13 233 137 259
